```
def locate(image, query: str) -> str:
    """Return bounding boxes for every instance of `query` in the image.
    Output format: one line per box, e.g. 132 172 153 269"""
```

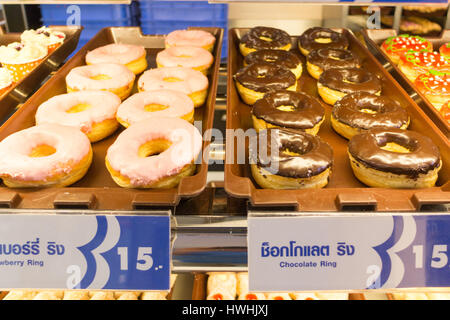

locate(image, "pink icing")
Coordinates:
106 117 202 186
0 124 91 181
156 46 213 69
117 89 194 126
66 63 135 90
165 30 215 48
137 67 208 94
35 90 121 134
85 43 146 66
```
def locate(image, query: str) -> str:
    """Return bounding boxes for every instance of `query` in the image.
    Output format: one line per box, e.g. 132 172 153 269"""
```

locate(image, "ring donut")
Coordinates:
413 70 450 110
116 89 195 128
250 128 333 189
106 117 202 189
317 68 382 105
381 34 432 65
0 124 92 188
234 62 297 105
252 90 325 135
244 49 302 79
331 92 410 139
86 43 148 75
35 90 121 142
398 50 450 82
239 26 292 57
66 63 135 101
156 46 214 75
348 128 441 188
298 27 349 56
165 29 216 52
137 67 209 108
306 48 361 80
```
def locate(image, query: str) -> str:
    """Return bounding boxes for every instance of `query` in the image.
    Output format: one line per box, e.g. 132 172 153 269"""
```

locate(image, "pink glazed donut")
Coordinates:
85 43 148 74
138 67 209 107
35 90 121 142
156 46 214 75
165 29 216 52
0 123 92 188
106 117 203 189
116 89 195 128
66 63 135 100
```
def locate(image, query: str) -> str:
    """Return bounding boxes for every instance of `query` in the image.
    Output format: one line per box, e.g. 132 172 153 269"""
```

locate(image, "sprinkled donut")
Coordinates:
35 90 121 142
156 46 213 75
381 34 432 65
0 124 92 188
106 117 202 189
86 43 148 75
414 70 450 110
138 67 209 107
66 63 135 101
398 50 450 82
116 89 195 128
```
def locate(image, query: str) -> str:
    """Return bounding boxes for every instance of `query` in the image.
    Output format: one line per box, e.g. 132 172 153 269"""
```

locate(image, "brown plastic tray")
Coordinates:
225 28 450 212
0 26 223 210
0 26 82 121
191 273 364 300
362 29 450 138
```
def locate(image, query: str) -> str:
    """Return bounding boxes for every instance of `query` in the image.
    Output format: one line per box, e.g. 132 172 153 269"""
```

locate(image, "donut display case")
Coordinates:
0 0 449 304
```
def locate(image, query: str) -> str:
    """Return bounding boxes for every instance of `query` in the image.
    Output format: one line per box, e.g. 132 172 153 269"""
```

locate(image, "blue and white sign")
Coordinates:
248 214 450 291
0 214 171 290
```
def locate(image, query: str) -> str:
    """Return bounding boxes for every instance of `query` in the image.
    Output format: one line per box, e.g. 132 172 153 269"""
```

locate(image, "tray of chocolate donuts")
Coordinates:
225 26 450 212
0 26 223 210
362 29 450 138
0 26 82 121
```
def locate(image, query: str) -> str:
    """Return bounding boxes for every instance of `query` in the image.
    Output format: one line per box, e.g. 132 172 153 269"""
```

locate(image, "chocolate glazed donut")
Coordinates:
234 62 297 105
245 49 303 79
348 128 441 188
250 128 333 189
239 26 292 56
252 90 325 135
331 92 410 139
317 68 382 105
298 27 349 56
306 48 361 80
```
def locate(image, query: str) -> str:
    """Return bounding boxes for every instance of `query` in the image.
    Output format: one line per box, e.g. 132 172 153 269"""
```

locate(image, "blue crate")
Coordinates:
139 1 227 23
40 4 138 23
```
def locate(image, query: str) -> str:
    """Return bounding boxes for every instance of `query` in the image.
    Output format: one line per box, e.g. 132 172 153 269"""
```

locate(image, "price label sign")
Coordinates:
248 214 450 291
0 214 171 290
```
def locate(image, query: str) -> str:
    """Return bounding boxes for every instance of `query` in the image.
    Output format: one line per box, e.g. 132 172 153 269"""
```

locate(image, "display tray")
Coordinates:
191 273 365 300
225 28 450 212
0 26 83 122
0 26 223 210
362 29 450 138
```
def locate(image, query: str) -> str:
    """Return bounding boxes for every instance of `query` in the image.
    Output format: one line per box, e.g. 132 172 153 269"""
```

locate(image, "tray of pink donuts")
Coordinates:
362 29 450 138
0 26 223 210
225 26 450 212
0 25 83 121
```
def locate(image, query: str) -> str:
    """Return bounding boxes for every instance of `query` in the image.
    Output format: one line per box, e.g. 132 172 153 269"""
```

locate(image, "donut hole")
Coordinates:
380 142 411 153
29 144 56 157
377 133 417 154
66 103 92 113
163 77 183 82
138 139 172 158
259 36 273 42
90 74 112 81
281 148 301 156
144 104 169 112
314 37 332 44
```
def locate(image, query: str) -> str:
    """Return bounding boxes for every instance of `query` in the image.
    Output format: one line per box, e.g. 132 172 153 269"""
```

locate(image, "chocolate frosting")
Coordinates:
319 68 382 95
299 27 349 52
240 26 291 50
234 62 296 93
245 49 301 70
252 90 325 129
348 128 441 177
332 92 409 130
250 128 333 178
307 48 361 70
